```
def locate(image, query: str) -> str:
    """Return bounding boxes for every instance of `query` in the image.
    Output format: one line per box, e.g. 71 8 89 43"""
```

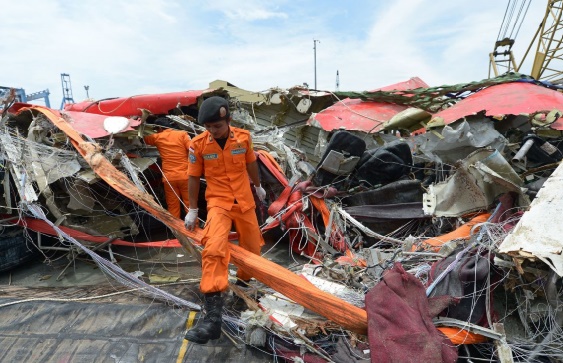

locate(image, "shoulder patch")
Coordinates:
189 153 196 163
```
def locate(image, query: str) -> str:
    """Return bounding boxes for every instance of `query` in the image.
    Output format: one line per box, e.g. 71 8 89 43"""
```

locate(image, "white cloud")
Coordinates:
0 0 551 108
224 8 288 21
201 0 288 21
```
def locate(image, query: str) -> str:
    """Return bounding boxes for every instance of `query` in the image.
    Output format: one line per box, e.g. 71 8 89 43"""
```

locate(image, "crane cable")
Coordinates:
504 0 517 39
511 0 532 41
497 0 513 41
497 0 531 42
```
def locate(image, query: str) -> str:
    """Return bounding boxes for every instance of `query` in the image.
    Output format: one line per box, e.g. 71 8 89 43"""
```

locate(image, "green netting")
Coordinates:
334 72 532 113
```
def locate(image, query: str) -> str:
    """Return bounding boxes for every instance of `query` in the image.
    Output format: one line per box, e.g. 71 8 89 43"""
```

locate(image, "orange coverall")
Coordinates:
144 129 191 218
188 128 264 293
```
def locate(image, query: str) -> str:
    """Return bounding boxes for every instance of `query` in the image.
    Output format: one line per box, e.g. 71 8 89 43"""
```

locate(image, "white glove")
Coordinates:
184 208 199 230
255 185 266 202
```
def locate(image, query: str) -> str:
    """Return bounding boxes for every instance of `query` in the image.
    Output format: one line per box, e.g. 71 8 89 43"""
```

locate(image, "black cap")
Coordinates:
198 96 230 125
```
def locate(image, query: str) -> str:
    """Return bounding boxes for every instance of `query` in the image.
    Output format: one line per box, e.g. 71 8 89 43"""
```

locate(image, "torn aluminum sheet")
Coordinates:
415 119 508 164
423 148 528 217
231 85 334 165
331 73 529 114
2 133 70 188
224 89 332 166
258 292 304 329
310 98 411 133
499 161 563 276
317 150 360 175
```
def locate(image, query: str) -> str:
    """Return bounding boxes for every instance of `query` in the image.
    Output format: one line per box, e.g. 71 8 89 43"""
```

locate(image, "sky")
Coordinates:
0 0 546 108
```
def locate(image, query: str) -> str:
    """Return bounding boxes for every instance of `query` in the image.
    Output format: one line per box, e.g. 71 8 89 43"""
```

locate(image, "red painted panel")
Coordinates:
373 77 430 92
312 77 430 133
433 82 563 129
64 90 205 117
64 111 141 139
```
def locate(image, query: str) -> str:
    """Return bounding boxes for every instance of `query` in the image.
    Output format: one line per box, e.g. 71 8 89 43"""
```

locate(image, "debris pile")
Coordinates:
2 72 563 362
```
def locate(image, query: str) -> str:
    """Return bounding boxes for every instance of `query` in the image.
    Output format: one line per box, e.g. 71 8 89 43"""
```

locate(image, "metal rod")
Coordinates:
512 138 535 163
313 39 320 89
37 231 70 252
0 216 20 224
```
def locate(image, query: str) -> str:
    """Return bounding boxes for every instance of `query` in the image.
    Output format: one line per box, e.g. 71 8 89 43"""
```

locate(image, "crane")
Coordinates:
0 87 51 108
519 0 563 82
489 0 563 83
60 73 75 109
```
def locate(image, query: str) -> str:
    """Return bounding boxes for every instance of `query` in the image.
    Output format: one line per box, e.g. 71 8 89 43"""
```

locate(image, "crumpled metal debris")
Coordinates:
3 73 563 362
423 148 529 217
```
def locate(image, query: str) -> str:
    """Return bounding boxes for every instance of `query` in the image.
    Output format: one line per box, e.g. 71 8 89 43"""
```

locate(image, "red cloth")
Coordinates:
365 263 458 363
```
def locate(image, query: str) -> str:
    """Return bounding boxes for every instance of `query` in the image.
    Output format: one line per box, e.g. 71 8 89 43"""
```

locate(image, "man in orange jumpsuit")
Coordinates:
184 96 266 344
144 117 191 219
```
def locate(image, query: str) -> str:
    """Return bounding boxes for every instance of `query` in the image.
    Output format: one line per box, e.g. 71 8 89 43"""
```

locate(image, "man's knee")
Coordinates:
201 238 228 258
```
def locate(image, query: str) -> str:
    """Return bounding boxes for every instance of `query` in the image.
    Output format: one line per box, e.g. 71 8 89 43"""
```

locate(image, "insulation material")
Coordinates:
300 266 365 308
0 132 81 190
499 162 563 276
27 144 81 187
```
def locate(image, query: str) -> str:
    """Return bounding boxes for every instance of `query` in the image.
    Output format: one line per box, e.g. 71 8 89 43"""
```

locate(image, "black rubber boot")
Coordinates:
184 292 223 344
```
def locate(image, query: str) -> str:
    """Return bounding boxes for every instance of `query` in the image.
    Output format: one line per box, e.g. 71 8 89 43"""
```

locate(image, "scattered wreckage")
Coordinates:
1 72 563 362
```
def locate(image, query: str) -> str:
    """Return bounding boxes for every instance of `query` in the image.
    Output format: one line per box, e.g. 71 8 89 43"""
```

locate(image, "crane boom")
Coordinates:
519 0 563 81
489 0 563 83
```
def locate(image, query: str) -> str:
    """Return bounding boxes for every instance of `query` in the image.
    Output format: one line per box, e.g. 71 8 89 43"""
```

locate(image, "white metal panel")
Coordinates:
499 162 563 276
